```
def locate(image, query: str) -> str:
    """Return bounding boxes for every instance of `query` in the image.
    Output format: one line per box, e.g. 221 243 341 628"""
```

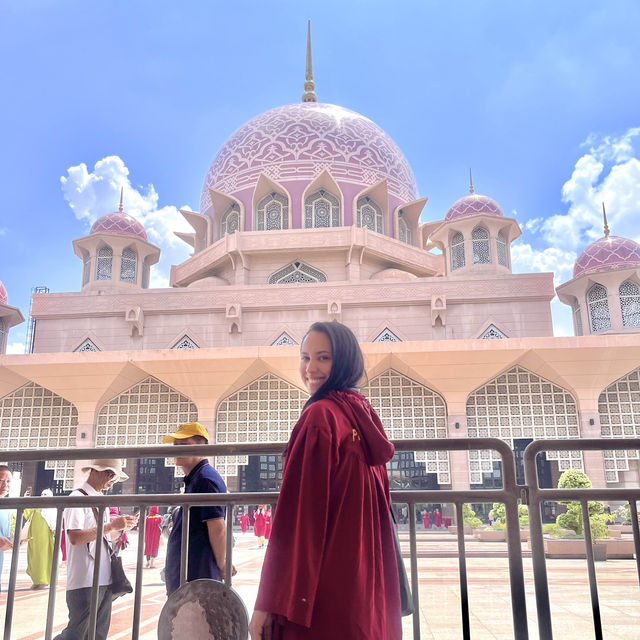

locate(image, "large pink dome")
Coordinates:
573 235 640 278
0 281 7 305
90 211 147 241
445 194 503 222
200 102 418 212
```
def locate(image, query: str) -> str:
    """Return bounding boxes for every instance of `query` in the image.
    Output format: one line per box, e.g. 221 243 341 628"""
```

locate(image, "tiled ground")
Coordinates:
2 529 638 639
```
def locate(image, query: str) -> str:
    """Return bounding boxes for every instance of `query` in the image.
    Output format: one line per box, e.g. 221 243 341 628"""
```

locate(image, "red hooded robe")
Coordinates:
254 509 266 537
240 513 250 533
255 389 401 639
144 506 162 557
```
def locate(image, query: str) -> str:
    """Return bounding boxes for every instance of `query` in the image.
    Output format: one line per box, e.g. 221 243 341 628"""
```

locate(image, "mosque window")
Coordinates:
220 204 240 237
0 382 79 490
362 370 450 485
74 338 100 352
82 255 91 286
373 328 401 342
479 325 507 339
497 231 508 267
472 227 491 264
256 192 289 231
450 232 465 270
587 283 611 332
619 280 640 328
272 332 297 346
304 189 340 228
141 258 150 289
572 299 583 336
398 216 412 245
356 196 383 233
120 247 137 284
96 245 113 280
466 366 582 485
598 367 640 482
216 373 309 478
172 335 199 349
268 261 327 284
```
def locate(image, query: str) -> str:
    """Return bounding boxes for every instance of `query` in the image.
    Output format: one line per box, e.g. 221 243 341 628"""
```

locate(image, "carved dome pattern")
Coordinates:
0 281 7 305
201 103 418 211
445 194 503 222
573 236 640 278
90 212 148 241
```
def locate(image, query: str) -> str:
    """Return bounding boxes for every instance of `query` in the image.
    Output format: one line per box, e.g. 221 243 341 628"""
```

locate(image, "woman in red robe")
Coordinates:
264 508 272 541
254 505 266 548
144 506 162 568
240 511 250 534
249 321 401 640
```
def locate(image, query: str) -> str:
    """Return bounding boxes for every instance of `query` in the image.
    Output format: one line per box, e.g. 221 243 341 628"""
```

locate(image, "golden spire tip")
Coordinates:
118 187 124 213
469 169 475 195
302 20 317 103
602 202 610 237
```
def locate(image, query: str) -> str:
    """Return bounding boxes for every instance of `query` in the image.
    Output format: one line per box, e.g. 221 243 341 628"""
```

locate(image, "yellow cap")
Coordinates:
162 421 209 444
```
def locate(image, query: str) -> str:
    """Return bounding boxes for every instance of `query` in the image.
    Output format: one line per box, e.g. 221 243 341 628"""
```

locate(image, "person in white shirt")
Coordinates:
0 465 13 593
54 459 137 640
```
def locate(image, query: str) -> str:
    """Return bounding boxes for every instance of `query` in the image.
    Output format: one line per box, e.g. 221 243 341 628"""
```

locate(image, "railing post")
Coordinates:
455 502 470 640
408 501 420 640
45 508 64 640
3 508 23 640
132 505 147 640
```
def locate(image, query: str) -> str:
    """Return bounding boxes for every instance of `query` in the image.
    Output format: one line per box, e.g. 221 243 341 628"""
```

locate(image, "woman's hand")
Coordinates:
249 609 271 640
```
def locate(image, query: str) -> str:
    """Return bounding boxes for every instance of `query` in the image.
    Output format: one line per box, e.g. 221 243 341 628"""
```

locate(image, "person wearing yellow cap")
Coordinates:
162 422 236 595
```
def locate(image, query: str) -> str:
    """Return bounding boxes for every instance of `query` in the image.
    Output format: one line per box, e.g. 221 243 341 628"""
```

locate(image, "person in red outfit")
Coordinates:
423 510 430 529
249 321 401 640
433 508 442 528
144 506 162 568
240 511 250 534
253 506 266 548
264 508 272 541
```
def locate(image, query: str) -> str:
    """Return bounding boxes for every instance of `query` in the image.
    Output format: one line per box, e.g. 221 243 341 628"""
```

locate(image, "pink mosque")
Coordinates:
1 30 640 505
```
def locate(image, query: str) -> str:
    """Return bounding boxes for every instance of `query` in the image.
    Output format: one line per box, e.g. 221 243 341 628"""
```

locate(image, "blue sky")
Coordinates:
1 0 639 351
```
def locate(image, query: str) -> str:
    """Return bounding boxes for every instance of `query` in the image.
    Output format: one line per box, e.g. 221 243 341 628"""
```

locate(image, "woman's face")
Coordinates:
299 330 333 395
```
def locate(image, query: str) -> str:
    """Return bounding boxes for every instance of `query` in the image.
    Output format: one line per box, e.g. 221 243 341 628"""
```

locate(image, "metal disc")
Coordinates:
158 579 248 640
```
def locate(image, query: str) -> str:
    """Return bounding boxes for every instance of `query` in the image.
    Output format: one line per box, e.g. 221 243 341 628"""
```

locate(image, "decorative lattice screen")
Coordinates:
0 382 78 489
362 370 450 484
96 376 198 476
373 328 401 342
215 373 308 477
466 366 582 484
599 367 640 483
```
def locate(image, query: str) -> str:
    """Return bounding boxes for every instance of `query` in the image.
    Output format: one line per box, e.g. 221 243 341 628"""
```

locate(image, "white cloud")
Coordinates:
6 342 25 355
0 227 7 236
541 128 640 252
61 156 193 288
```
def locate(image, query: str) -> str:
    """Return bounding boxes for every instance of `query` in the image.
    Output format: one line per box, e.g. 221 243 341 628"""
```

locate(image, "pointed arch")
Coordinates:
471 227 490 264
496 230 509 267
252 173 291 231
450 231 465 270
302 170 343 228
598 366 640 482
96 376 198 474
353 180 388 232
587 283 611 332
466 366 582 484
398 216 411 245
96 245 113 280
268 261 327 284
619 280 640 328
220 203 240 237
120 247 138 283
215 373 309 477
362 370 450 484
0 382 78 490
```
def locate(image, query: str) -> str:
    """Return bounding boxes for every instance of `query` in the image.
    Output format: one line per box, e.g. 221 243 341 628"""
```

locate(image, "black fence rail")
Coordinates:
0 438 638 640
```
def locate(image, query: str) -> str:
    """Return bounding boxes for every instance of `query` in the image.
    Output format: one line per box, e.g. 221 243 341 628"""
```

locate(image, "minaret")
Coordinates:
302 20 318 103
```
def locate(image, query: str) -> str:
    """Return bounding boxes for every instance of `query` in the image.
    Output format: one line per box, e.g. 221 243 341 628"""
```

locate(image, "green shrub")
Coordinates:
556 469 609 539
462 503 483 529
489 502 529 527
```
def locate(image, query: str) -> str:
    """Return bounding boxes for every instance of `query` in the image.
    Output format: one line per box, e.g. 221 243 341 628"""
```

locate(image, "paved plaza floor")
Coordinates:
2 529 638 639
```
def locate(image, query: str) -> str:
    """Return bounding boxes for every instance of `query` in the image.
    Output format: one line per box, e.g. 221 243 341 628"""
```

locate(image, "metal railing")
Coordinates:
0 438 638 640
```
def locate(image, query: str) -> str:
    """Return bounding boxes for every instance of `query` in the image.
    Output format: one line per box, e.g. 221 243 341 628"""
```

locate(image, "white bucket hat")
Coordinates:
81 459 128 482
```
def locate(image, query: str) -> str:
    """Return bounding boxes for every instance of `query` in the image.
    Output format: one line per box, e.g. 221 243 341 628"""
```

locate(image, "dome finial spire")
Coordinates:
302 20 317 103
602 202 610 238
118 186 124 213
469 168 475 195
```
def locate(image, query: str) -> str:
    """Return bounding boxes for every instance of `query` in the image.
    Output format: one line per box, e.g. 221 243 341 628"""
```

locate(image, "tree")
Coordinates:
555 469 608 539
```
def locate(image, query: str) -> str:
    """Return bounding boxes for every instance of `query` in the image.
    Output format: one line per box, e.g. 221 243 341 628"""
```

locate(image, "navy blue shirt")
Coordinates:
165 459 227 595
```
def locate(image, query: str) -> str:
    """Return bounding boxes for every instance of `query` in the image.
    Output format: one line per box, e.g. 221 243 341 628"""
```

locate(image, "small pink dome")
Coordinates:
0 280 7 305
90 211 147 241
573 235 640 278
445 194 503 222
